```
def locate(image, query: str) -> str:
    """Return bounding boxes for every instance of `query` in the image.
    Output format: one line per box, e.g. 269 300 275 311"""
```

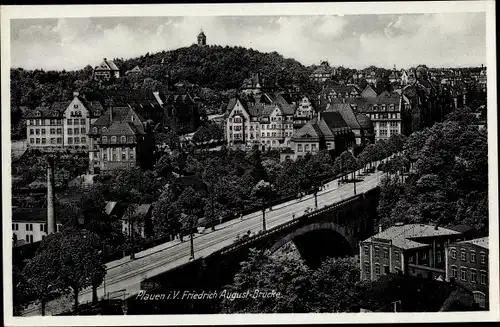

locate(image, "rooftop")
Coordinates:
364 224 463 250
456 237 488 250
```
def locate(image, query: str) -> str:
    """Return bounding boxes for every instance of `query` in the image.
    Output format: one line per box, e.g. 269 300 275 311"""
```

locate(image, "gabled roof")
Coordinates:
321 111 349 130
361 85 378 98
125 65 141 74
95 58 119 71
102 122 140 136
326 103 361 129
456 237 488 250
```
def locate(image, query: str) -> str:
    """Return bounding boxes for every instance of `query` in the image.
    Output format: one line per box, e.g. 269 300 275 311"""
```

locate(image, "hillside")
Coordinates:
11 45 315 110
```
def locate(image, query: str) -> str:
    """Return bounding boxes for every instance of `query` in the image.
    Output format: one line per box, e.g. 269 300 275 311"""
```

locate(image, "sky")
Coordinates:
10 13 486 71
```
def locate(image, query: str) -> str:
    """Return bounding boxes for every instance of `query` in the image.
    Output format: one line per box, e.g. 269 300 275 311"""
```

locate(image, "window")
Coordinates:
480 252 486 264
81 137 86 143
26 235 33 243
460 267 467 281
473 292 486 309
57 128 62 134
30 129 34 135
57 224 61 232
480 271 487 285
67 137 73 144
26 223 33 231
81 128 86 134
383 248 389 259
111 136 117 143
36 138 40 144
74 128 79 134
471 269 477 283
80 118 85 125
35 129 40 135
122 149 127 160
436 251 442 264
40 224 46 232
74 104 78 109
394 250 399 261
67 128 73 135
102 136 108 144
305 144 309 151
451 248 457 259
103 153 107 161
460 249 466 261
67 119 72 125
12 223 18 230
121 136 126 143
364 262 370 275
375 246 380 257
375 264 381 277
30 138 35 144
49 128 55 134
57 138 62 144
130 150 134 160
364 245 369 256
470 251 476 263
297 144 303 152
74 137 79 143
50 138 56 144
421 251 427 260
451 265 458 278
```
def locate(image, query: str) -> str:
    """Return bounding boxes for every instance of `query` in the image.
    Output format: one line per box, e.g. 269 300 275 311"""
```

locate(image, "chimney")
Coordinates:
434 224 439 230
378 223 383 233
46 156 56 235
73 91 79 97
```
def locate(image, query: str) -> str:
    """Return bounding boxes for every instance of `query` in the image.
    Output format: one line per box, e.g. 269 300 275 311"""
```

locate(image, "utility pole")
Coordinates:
262 198 267 231
189 216 195 260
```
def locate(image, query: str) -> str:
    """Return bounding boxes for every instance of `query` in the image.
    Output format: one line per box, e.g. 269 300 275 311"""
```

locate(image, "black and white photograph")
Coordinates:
1 1 498 325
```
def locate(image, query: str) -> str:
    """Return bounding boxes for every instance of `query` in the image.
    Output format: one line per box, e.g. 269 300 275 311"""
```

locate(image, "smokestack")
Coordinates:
46 156 56 234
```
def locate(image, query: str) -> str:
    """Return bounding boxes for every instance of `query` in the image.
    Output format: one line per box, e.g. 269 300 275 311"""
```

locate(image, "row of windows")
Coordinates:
229 123 294 130
450 248 486 264
66 118 87 125
451 265 487 285
30 137 62 145
99 149 135 161
297 144 318 152
377 130 399 137
364 261 392 277
28 119 63 126
67 128 86 135
67 137 87 144
101 136 135 144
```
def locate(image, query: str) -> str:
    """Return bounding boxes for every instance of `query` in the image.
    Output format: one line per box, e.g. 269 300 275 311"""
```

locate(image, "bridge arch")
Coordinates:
269 221 356 267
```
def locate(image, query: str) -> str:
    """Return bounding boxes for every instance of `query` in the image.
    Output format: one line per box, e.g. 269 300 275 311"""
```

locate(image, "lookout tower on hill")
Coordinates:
197 29 206 46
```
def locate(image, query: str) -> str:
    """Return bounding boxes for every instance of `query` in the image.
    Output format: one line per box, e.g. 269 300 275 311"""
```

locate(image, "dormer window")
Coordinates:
102 136 108 143
131 115 135 122
102 127 107 132
121 136 126 143
74 104 78 109
111 136 117 143
93 127 98 133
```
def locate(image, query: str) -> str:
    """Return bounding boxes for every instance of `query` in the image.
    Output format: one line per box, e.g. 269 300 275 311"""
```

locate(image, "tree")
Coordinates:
377 175 405 228
22 233 64 315
202 158 221 231
58 229 106 312
177 187 205 259
220 248 312 313
309 257 368 312
252 180 274 231
333 151 357 181
151 188 182 239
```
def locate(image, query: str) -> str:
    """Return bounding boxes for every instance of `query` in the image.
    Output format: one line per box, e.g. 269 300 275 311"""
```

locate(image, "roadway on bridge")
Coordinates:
23 169 384 316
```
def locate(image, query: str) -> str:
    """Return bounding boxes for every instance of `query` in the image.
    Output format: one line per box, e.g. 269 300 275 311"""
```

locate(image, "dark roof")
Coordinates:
321 111 349 130
327 103 361 129
172 176 207 193
356 113 373 129
12 207 48 223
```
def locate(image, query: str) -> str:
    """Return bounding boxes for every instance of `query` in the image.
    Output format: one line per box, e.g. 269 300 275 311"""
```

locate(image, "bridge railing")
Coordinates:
219 192 366 255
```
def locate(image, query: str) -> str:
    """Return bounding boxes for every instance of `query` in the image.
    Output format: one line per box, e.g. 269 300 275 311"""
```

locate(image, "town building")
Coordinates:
285 111 356 161
94 58 120 80
310 61 338 83
197 30 207 46
225 93 296 151
323 102 374 146
319 82 361 101
125 65 142 75
292 96 316 131
241 72 277 95
121 203 153 239
12 207 62 245
360 223 468 283
445 237 489 309
26 92 104 152
360 85 378 98
156 90 200 134
88 106 154 174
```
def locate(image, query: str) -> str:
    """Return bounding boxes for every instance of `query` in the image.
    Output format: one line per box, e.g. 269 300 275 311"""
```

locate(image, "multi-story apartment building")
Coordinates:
292 96 316 130
226 94 296 151
310 61 337 83
323 102 374 146
360 223 466 282
94 58 120 80
26 92 103 152
319 82 361 102
445 237 489 309
88 106 153 173
12 207 62 245
329 91 402 142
